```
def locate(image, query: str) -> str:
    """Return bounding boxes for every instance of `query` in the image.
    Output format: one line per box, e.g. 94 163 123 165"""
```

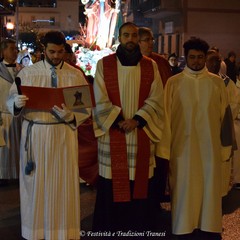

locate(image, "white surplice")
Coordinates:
160 66 230 234
7 60 91 240
93 57 164 180
0 62 21 178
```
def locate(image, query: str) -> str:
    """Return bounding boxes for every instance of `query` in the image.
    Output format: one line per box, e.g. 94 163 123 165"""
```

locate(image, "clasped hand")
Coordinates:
118 119 138 133
52 104 74 123
14 95 29 109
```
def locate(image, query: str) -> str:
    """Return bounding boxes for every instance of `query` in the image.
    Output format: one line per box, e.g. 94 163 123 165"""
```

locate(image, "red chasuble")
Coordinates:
103 53 154 202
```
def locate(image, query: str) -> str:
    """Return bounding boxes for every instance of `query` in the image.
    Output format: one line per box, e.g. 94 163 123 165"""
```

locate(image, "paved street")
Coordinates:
0 180 240 239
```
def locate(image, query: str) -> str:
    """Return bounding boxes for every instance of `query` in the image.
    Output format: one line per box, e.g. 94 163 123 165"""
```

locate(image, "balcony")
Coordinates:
19 20 60 30
19 0 57 8
139 0 182 19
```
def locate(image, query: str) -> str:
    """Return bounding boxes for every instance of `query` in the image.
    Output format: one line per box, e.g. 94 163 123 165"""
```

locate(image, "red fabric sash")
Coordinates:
149 52 172 87
103 53 153 202
78 117 98 186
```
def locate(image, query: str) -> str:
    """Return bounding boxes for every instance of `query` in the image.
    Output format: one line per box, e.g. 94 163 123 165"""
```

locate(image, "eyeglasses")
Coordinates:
139 38 155 43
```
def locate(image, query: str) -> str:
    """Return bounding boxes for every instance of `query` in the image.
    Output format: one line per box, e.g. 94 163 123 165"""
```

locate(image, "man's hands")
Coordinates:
52 104 75 123
14 95 29 109
118 119 138 133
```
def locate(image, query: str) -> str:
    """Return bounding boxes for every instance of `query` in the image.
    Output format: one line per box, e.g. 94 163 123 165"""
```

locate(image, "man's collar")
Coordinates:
185 66 207 75
3 60 16 67
44 60 64 70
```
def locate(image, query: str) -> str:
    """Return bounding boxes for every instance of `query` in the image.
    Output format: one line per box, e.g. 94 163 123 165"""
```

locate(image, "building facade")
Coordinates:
129 0 240 61
1 0 240 62
2 0 81 41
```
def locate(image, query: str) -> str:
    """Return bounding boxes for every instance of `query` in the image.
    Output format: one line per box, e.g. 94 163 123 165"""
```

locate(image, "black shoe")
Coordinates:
233 183 240 190
199 231 222 240
0 179 9 187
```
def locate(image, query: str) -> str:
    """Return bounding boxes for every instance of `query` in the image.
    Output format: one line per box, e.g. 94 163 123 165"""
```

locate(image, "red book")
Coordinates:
20 85 95 111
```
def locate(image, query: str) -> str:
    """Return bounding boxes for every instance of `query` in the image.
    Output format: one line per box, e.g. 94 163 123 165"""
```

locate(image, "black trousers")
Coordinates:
92 176 158 232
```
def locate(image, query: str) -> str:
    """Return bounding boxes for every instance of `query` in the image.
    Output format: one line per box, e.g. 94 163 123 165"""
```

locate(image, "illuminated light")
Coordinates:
6 22 14 30
65 36 73 40
81 0 90 4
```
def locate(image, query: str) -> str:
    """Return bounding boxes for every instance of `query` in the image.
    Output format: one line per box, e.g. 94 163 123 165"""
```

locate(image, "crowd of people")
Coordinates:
0 21 240 240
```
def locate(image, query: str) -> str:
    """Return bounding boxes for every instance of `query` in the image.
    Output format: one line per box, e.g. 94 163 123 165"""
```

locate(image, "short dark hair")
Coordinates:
183 37 209 57
42 31 66 47
65 43 73 54
211 46 219 52
119 22 138 36
228 51 236 58
168 53 178 60
207 49 218 56
206 55 221 74
0 38 16 54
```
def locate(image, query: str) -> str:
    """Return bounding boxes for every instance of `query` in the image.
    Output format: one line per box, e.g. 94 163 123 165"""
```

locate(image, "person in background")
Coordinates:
160 52 169 60
178 55 186 71
32 47 44 63
16 49 33 71
160 37 231 239
138 27 172 87
138 26 172 207
63 43 94 83
224 51 238 83
206 52 240 196
210 50 240 190
0 38 21 186
64 43 78 66
92 22 165 231
206 51 240 118
168 53 182 75
7 31 91 240
232 78 240 190
210 46 227 75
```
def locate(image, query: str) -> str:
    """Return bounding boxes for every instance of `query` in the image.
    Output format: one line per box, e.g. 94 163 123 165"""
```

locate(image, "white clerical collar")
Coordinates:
185 66 207 75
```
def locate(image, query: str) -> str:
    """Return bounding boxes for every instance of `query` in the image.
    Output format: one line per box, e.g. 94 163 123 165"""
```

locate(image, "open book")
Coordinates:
20 85 95 111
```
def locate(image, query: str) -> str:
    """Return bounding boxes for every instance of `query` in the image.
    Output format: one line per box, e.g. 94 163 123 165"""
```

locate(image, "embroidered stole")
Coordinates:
103 54 153 202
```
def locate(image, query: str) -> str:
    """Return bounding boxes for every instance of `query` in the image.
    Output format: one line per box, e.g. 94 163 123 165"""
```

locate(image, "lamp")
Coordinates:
6 21 14 30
